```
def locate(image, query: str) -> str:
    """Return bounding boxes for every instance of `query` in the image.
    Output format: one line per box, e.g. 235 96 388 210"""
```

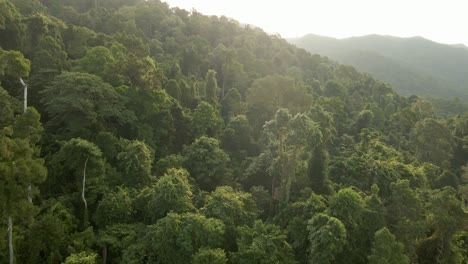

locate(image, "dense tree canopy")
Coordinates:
0 0 466 263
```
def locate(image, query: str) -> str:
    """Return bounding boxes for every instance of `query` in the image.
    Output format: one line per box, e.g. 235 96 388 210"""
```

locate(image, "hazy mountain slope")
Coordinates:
289 34 468 99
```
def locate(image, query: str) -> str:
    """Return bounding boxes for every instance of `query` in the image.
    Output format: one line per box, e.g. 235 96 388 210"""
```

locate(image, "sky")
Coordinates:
163 0 468 46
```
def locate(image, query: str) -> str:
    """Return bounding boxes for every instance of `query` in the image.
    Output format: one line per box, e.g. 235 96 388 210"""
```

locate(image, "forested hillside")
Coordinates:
289 34 468 101
0 0 467 263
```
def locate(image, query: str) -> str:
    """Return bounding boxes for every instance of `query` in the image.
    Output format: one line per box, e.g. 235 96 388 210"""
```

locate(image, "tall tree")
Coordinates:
139 168 195 222
41 72 131 140
232 220 296 264
0 126 46 264
307 145 332 195
145 212 225 264
417 187 466 263
94 187 134 228
205 69 220 107
116 140 153 188
246 75 311 132
0 1 24 49
183 136 232 191
221 115 257 162
0 49 30 110
75 46 114 79
368 227 409 264
203 186 257 251
263 109 322 204
387 179 426 259
411 118 455 166
191 101 224 138
221 88 243 120
328 188 368 263
0 86 17 128
193 248 227 264
307 213 347 264
47 138 105 226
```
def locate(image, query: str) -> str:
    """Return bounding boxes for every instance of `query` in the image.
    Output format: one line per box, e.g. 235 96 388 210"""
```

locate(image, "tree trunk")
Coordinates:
20 77 33 204
82 157 89 226
8 216 14 264
82 157 89 210
102 245 107 264
20 77 27 113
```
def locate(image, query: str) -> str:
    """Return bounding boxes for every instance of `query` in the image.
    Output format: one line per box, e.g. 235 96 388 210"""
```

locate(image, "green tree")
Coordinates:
307 213 347 264
191 101 224 138
94 187 134 228
32 36 68 73
116 140 153 188
183 136 232 191
0 0 24 49
97 223 145 264
220 115 257 162
18 202 76 264
263 109 322 203
209 44 235 96
460 165 468 207
387 179 426 258
203 186 257 250
140 168 195 222
203 186 257 227
23 12 63 53
145 212 225 264
165 79 181 100
124 88 188 157
0 48 30 117
0 86 19 128
246 75 311 132
307 145 332 195
125 54 165 93
12 107 42 144
356 109 374 132
64 251 97 264
154 154 186 176
193 248 227 264
417 187 466 263
282 193 327 263
328 188 368 263
75 46 114 78
0 86 17 128
328 188 365 229
41 72 130 140
434 170 458 190
315 96 348 134
368 227 409 264
13 107 43 203
221 87 243 119
0 48 30 78
0 127 47 264
232 220 296 264
47 138 105 225
411 118 455 166
322 80 345 97
205 69 219 106
362 185 387 243
9 0 45 18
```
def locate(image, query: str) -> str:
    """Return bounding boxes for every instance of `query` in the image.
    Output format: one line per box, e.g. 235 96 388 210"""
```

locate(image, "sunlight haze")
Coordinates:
164 0 468 46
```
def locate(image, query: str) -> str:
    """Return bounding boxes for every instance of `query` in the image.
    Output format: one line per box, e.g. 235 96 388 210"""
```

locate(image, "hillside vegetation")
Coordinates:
289 34 468 100
0 0 467 263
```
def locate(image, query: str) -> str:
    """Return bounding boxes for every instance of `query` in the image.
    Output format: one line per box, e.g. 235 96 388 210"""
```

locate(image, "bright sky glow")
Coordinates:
164 0 468 46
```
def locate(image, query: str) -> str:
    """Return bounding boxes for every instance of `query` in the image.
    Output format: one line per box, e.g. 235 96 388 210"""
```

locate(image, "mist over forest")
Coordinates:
0 0 467 263
289 34 468 101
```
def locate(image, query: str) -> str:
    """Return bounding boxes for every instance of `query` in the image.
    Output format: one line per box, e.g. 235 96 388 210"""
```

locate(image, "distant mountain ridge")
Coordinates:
289 34 468 99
